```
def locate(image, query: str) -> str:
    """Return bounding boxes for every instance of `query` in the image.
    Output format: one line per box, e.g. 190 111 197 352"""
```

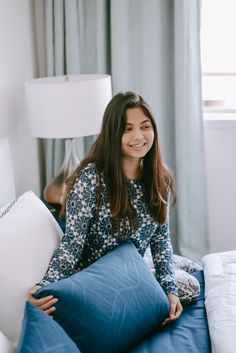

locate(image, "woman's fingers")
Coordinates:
31 296 58 313
162 293 183 325
162 318 170 325
40 297 58 311
28 285 41 297
28 285 58 314
44 306 57 315
174 300 183 319
29 294 53 306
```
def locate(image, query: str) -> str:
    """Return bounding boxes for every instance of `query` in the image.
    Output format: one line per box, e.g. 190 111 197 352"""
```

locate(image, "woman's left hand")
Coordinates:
162 293 183 325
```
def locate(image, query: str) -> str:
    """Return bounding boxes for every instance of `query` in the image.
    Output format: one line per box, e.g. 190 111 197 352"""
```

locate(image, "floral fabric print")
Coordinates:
144 246 201 303
173 254 203 273
40 163 178 295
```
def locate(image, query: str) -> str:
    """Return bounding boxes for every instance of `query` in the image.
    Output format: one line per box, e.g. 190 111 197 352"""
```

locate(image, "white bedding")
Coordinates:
0 331 14 353
202 250 236 353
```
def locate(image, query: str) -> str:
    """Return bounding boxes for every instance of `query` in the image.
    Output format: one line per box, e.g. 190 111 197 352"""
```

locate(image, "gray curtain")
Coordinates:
44 0 209 259
44 0 110 183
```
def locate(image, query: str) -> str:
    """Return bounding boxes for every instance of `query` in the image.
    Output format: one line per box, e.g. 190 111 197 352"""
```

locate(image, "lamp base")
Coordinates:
44 139 80 206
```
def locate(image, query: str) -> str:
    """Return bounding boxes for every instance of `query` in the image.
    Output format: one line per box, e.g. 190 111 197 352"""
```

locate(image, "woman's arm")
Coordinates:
150 220 178 295
150 211 183 323
38 166 97 286
28 166 97 312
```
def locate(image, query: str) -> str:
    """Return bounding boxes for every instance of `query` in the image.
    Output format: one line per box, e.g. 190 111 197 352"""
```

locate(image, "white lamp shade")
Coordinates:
24 74 112 138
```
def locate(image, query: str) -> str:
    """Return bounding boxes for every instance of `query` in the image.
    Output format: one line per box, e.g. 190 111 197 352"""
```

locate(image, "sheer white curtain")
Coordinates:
43 0 209 259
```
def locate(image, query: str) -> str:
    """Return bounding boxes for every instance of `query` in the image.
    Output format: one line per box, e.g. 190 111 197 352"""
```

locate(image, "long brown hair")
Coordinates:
61 91 176 227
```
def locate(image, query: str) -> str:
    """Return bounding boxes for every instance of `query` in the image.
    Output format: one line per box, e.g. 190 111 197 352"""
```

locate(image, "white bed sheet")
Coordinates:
202 250 236 353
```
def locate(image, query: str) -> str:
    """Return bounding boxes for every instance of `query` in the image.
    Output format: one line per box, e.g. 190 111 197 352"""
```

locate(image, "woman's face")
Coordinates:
121 107 154 162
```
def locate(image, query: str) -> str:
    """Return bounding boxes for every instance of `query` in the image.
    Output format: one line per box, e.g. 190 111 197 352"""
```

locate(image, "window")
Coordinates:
201 0 236 118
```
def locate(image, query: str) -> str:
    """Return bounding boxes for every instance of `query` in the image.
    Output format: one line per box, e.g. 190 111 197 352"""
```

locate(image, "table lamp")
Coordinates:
25 74 112 206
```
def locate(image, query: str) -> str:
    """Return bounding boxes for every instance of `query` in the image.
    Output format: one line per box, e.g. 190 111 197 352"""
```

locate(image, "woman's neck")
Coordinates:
122 158 142 180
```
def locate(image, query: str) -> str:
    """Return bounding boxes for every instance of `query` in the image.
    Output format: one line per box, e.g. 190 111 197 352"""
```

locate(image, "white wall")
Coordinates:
0 0 40 197
0 139 15 207
204 119 236 252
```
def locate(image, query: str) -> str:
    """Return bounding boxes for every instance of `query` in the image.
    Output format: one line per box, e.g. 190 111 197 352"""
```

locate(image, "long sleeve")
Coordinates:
39 166 97 286
150 211 178 296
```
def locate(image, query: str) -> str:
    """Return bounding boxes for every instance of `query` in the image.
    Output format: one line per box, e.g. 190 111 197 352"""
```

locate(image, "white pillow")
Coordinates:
0 191 63 346
0 331 15 353
202 251 236 353
0 200 16 219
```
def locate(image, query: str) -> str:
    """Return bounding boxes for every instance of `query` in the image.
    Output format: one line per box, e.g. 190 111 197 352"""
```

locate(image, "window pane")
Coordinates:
202 75 236 109
201 0 236 73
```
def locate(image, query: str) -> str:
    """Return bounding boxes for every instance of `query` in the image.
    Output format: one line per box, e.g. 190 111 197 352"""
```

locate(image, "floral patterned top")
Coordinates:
39 163 178 295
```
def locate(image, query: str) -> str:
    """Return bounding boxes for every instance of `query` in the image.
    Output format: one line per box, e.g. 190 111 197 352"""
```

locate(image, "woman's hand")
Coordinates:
28 285 58 315
162 293 183 325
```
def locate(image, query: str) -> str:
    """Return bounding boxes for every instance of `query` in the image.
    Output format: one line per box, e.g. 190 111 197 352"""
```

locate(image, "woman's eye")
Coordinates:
125 127 132 132
143 124 151 129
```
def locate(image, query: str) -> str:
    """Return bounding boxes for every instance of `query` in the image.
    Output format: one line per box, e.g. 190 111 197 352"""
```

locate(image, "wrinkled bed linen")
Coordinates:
129 271 211 353
202 250 236 353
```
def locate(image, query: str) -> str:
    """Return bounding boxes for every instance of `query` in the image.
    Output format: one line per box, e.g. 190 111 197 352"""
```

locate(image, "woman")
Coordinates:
29 91 183 325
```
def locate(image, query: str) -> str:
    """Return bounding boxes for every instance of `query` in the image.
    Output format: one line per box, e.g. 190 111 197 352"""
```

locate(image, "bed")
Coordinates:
202 250 236 353
0 191 235 353
129 270 211 353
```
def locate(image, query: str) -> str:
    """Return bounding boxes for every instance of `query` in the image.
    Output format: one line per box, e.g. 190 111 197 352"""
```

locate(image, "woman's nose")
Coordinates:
132 129 144 140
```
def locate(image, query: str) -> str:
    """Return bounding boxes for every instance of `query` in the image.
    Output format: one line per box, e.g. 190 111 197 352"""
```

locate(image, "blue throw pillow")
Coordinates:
16 302 81 353
35 242 170 353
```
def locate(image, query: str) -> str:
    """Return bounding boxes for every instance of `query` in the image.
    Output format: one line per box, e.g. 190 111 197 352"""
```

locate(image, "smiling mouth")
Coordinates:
129 143 146 149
